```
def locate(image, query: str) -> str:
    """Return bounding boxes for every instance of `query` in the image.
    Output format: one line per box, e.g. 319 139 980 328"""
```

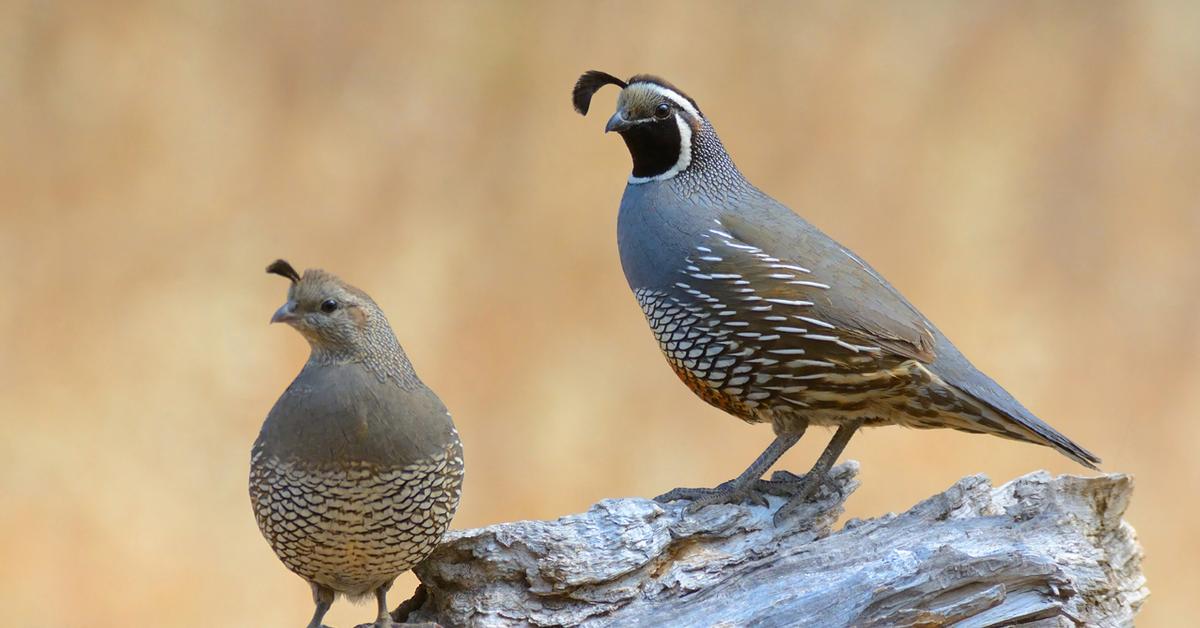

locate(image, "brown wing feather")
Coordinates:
704 213 936 364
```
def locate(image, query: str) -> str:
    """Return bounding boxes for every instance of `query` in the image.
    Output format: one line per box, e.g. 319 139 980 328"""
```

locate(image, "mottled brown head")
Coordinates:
266 259 387 358
573 71 704 182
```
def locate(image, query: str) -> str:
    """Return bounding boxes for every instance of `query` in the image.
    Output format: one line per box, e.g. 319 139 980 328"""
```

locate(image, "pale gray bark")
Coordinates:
401 463 1145 627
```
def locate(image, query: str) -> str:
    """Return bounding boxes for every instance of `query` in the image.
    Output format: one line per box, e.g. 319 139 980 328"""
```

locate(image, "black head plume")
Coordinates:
266 259 301 284
573 70 627 115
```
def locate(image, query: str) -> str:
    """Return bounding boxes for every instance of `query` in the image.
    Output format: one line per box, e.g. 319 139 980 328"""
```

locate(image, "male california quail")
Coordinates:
250 260 463 627
573 71 1099 523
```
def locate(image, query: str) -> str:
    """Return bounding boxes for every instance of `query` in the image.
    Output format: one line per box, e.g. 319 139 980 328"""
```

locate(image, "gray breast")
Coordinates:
254 361 458 467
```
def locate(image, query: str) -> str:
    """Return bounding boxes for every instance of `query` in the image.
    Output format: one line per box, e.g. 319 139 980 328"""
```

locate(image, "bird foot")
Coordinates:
760 469 843 497
655 478 772 512
770 470 845 526
656 469 848 520
353 621 396 628
754 470 811 498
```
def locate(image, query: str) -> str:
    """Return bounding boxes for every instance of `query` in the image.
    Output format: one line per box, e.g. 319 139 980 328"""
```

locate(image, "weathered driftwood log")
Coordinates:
400 462 1145 627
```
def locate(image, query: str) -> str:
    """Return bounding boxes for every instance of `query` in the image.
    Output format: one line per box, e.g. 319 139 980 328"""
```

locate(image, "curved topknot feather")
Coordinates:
266 259 301 284
572 70 627 115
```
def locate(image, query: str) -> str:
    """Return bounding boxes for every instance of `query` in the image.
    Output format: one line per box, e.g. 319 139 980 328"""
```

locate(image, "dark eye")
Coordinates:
654 103 671 119
319 299 339 313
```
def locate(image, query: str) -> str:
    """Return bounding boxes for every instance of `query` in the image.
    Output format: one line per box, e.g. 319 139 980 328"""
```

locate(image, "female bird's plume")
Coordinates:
266 259 301 284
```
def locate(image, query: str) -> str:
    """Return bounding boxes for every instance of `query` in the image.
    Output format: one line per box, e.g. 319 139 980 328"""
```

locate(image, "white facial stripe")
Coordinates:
639 83 702 121
628 115 692 185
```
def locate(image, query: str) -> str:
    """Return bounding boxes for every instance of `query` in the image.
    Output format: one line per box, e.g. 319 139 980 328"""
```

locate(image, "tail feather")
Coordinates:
995 405 1101 470
946 391 1101 470
926 334 1101 470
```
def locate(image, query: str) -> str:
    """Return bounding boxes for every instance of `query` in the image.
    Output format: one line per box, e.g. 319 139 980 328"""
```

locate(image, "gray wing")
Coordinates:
712 212 936 363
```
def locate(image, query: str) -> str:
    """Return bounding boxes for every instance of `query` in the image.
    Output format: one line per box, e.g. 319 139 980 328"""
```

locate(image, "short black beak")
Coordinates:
605 111 634 133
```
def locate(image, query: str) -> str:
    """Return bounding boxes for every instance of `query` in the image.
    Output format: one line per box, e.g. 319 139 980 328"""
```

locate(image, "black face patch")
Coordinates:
619 116 681 178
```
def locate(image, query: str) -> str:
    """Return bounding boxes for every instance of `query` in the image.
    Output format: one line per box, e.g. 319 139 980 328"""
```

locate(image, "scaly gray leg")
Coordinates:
773 418 864 525
655 430 805 511
355 581 397 628
307 583 334 628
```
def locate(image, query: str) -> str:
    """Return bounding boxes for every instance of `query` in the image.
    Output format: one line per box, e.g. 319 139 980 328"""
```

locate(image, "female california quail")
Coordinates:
250 260 463 627
573 71 1099 524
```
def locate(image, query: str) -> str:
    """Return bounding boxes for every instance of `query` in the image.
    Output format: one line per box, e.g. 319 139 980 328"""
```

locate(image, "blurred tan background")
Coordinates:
2 1 1197 625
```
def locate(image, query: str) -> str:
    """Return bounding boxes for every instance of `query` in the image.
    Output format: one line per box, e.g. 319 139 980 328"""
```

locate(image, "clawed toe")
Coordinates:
654 486 719 504
686 486 768 511
768 469 805 484
654 483 769 510
771 472 846 526
763 470 842 499
773 501 800 527
755 472 806 498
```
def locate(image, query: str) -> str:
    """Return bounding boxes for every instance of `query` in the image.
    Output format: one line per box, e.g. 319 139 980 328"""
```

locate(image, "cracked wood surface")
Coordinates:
400 462 1145 627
